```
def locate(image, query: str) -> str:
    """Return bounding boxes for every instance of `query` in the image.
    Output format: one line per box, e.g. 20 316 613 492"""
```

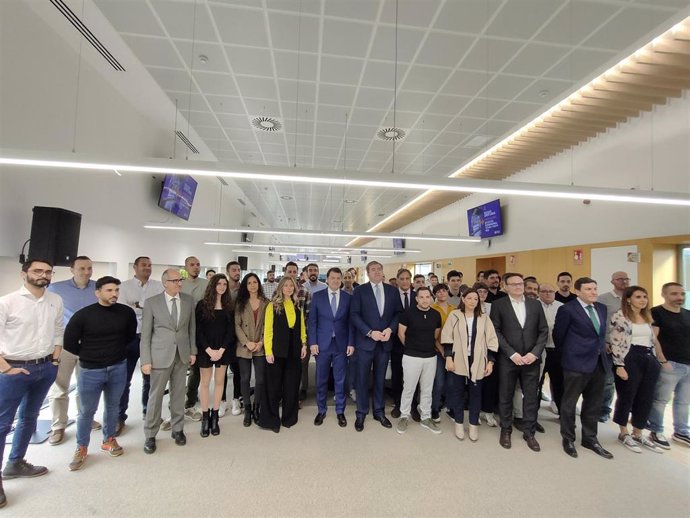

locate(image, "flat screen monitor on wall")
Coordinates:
467 199 503 238
393 238 406 256
158 174 198 221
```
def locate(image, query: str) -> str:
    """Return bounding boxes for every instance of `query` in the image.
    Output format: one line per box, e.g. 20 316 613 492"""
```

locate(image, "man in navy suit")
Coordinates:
553 277 613 460
350 261 402 431
308 267 354 428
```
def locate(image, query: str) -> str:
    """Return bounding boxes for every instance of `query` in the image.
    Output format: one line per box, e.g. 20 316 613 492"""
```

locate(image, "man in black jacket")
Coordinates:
491 273 548 452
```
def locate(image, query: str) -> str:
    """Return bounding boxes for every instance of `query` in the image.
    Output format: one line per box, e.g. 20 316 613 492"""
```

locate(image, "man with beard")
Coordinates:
556 272 577 304
485 270 507 303
0 259 64 507
220 260 243 417
524 278 539 300
263 269 278 300
300 264 327 402
181 257 207 423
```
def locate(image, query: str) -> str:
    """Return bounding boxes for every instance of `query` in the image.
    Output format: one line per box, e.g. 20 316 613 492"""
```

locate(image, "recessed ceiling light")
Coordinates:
280 195 293 200
377 127 406 141
251 116 282 132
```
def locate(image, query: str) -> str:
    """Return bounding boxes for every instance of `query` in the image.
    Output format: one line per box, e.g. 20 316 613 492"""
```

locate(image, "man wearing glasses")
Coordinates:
597 271 630 423
0 259 64 508
491 273 548 452
140 269 196 454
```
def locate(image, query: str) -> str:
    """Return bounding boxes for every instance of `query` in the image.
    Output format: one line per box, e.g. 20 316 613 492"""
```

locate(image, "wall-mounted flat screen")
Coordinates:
393 238 406 256
158 174 198 221
467 199 503 238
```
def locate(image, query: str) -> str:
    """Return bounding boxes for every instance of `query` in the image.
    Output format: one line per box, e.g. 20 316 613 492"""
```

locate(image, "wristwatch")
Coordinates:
51 357 61 366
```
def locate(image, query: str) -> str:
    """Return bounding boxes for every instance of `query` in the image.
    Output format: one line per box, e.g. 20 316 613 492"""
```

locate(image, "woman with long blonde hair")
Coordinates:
258 276 307 433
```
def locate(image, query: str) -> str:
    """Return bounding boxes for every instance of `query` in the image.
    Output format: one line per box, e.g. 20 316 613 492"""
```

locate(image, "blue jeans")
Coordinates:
647 361 690 436
77 360 127 448
431 354 446 413
0 360 58 465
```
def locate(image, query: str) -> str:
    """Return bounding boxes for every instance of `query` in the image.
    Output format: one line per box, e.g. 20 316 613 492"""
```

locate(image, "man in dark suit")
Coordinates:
350 261 402 431
140 268 196 454
390 268 418 419
553 277 614 459
491 273 548 452
308 267 354 428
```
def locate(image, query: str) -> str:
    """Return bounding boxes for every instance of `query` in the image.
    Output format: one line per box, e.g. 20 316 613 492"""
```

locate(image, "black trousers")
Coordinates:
391 343 404 408
239 356 266 413
498 357 540 435
560 362 606 443
185 364 200 409
613 346 660 429
260 356 301 430
119 334 151 421
221 360 242 402
542 348 564 412
481 366 499 413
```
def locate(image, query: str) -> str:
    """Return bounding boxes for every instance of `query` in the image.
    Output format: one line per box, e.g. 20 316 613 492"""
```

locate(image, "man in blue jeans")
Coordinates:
0 259 64 509
647 282 690 449
62 276 137 471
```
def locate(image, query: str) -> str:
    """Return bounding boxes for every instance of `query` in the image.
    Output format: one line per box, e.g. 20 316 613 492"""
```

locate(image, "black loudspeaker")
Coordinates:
237 256 248 271
29 207 82 266
241 232 254 243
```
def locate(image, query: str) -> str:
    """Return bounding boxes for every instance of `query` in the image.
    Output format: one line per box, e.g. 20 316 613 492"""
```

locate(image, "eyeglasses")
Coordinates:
29 269 53 276
165 279 183 284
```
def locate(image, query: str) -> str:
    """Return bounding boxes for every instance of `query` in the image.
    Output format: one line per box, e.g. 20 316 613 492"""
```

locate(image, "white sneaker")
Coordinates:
349 390 357 402
455 423 465 440
217 400 228 418
549 401 559 415
619 433 642 453
184 407 202 422
481 412 497 427
420 418 442 434
469 424 479 442
160 418 172 431
231 398 241 416
633 434 663 454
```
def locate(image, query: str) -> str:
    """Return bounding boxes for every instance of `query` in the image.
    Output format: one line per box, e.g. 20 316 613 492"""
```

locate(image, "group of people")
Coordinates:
0 255 688 509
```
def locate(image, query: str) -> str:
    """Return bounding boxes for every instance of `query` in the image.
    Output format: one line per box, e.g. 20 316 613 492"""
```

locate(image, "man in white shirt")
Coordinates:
597 271 630 423
117 256 164 434
538 283 564 414
0 259 64 507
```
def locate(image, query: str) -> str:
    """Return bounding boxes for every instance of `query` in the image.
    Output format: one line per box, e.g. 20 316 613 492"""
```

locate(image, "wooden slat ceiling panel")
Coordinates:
348 19 690 248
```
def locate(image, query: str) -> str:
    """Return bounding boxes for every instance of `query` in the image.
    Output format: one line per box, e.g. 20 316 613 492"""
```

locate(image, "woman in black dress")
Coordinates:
196 274 235 437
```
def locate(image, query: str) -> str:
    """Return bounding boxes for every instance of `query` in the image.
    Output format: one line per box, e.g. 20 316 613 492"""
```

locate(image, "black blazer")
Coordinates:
490 296 548 360
552 300 611 374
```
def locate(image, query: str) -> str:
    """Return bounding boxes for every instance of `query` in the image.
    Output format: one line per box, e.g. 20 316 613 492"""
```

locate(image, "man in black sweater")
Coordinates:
63 276 136 471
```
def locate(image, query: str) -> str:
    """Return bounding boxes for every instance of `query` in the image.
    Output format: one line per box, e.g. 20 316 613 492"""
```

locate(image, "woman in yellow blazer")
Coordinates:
259 276 307 433
235 273 268 427
441 289 499 442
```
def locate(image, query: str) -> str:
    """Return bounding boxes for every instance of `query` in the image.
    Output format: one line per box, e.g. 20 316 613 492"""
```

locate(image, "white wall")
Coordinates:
372 93 690 262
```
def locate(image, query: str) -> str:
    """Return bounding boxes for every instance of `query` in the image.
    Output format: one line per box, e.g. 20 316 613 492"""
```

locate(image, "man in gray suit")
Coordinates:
140 268 196 454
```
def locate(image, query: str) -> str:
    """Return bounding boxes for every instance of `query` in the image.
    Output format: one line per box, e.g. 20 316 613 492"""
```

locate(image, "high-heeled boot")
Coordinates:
210 409 220 436
200 410 210 437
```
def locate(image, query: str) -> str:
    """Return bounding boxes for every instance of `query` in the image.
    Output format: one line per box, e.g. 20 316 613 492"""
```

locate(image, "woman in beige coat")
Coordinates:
235 273 268 427
441 288 499 441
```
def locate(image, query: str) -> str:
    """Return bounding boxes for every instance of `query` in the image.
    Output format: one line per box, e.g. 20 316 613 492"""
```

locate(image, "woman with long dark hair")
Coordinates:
195 274 235 437
441 288 499 442
609 285 662 453
259 276 307 433
235 273 268 427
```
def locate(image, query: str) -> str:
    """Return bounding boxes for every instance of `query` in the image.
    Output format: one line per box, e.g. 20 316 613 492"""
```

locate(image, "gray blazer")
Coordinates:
140 292 197 368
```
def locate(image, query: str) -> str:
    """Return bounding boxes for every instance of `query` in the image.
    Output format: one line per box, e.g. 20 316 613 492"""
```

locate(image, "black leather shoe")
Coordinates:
337 413 347 427
374 415 392 428
513 417 524 432
582 441 614 459
535 421 545 434
391 406 401 419
499 428 512 449
524 434 541 452
562 439 578 458
355 416 364 432
144 438 156 454
314 413 326 426
171 431 187 446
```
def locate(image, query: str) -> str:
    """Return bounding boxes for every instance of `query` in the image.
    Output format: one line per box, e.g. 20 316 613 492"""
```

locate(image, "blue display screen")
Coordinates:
467 199 503 238
158 174 198 221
